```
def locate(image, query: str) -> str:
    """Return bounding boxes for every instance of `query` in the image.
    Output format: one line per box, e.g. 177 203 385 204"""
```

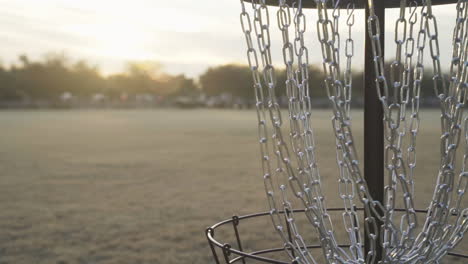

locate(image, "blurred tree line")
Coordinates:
0 53 439 107
199 64 437 101
0 53 198 103
199 64 365 100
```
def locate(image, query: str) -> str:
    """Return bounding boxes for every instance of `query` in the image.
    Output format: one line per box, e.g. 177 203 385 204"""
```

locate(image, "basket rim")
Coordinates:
206 208 468 264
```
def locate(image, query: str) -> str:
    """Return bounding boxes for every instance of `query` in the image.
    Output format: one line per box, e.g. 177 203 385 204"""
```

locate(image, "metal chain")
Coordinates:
366 1 425 262
239 2 301 262
239 3 324 263
421 1 468 260
289 1 329 224
242 1 347 263
334 2 364 261
315 1 391 263
344 2 354 118
409 1 468 261
395 5 422 256
365 0 468 262
289 2 351 262
450 0 468 216
385 1 409 259
428 2 468 259
239 0 468 263
406 1 423 203
277 1 326 262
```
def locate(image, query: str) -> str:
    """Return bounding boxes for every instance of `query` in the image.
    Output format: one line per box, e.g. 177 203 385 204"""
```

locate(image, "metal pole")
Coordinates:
364 0 384 262
206 228 221 264
231 216 246 264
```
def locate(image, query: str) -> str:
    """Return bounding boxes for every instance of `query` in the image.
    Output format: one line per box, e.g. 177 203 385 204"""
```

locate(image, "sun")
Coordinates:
65 21 153 61
61 2 208 62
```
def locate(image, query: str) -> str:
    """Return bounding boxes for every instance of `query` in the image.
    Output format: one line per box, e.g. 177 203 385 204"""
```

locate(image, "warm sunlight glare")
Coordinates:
63 4 207 61
66 23 152 60
0 0 239 76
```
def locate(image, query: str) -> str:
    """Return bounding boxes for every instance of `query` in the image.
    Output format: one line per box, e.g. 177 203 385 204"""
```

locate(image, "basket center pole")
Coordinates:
364 0 385 262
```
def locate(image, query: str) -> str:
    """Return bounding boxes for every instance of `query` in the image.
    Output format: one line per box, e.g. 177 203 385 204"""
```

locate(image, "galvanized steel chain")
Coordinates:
315 1 389 263
240 1 345 263
344 2 355 118
415 0 468 260
286 1 350 262
238 0 468 264
239 3 321 263
448 1 468 218
333 2 365 262
411 1 468 261
406 1 424 202
278 1 327 262
289 0 334 236
367 0 468 262
239 2 294 259
366 1 423 262
240 0 364 263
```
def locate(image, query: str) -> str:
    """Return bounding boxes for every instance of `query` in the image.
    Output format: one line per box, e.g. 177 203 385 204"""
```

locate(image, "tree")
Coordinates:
170 75 199 97
199 64 254 98
199 64 330 99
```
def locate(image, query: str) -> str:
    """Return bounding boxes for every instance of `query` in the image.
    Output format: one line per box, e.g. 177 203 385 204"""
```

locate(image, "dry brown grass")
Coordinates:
0 109 466 264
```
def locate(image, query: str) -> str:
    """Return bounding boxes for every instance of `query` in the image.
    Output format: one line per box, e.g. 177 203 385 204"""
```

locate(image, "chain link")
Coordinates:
407 1 468 262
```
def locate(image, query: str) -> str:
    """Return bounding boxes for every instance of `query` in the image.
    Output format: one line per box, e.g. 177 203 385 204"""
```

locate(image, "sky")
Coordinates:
0 0 458 78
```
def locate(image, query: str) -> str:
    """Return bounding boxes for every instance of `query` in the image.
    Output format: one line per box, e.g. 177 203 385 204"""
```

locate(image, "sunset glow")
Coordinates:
0 0 458 77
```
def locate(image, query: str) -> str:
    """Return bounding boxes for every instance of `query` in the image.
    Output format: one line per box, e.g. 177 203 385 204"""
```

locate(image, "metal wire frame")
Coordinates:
206 208 468 264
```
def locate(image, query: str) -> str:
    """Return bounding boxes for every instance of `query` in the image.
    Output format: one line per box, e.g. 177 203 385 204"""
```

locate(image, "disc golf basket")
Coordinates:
206 0 468 263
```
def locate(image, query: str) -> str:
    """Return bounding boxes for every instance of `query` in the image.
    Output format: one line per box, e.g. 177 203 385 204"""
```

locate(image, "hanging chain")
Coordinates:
366 1 425 262
409 1 468 262
449 1 468 216
241 1 350 263
406 1 423 203
416 0 468 261
239 2 300 262
334 2 365 262
278 1 327 262
239 0 468 264
344 3 354 118
315 1 393 263
366 0 468 262
289 2 352 262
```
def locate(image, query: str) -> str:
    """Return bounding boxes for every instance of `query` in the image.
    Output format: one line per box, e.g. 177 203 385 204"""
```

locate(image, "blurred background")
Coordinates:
0 0 467 263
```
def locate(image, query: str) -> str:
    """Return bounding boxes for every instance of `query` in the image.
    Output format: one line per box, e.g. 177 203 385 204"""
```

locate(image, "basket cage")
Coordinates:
206 208 468 264
207 0 468 263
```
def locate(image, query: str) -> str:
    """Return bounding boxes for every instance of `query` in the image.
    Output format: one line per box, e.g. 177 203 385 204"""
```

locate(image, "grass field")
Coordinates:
0 109 467 264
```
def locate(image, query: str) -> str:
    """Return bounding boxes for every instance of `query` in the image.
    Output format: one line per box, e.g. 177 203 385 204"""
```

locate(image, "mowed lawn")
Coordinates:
0 109 467 264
